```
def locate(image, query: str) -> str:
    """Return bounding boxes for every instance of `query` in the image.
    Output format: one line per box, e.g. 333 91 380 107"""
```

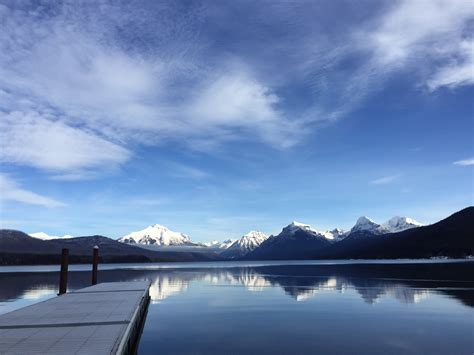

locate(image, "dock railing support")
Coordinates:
92 245 99 285
58 248 69 295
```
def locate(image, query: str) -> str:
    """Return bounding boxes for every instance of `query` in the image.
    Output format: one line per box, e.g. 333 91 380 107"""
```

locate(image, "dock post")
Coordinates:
58 248 69 295
92 245 99 285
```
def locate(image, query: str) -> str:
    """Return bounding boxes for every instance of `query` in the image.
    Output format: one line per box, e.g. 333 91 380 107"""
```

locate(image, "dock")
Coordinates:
0 281 151 355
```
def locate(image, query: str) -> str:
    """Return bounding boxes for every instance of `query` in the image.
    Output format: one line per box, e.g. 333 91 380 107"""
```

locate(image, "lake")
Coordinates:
1 260 473 354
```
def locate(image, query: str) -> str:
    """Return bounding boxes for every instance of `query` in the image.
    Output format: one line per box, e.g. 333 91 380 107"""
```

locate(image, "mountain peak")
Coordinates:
289 221 308 227
150 224 169 230
222 231 269 258
350 216 385 235
284 221 316 234
383 216 423 232
244 231 267 238
118 224 192 246
355 216 376 225
350 215 423 236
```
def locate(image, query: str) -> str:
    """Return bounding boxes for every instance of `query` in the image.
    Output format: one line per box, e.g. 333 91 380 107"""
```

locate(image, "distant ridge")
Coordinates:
0 230 220 265
246 222 332 260
3 207 472 264
245 207 472 260
317 207 474 259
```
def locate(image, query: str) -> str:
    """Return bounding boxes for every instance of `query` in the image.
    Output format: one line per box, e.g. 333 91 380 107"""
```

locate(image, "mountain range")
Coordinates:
246 207 472 260
0 230 220 265
2 207 472 264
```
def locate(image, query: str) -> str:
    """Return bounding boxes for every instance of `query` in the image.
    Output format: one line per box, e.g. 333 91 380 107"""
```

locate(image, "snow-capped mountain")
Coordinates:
246 221 333 260
347 216 423 238
283 221 315 234
281 222 347 242
349 216 388 236
29 232 74 240
202 240 220 248
246 214 426 259
219 239 237 249
118 224 195 246
222 231 268 258
382 216 423 233
327 228 348 241
201 239 237 249
319 228 348 241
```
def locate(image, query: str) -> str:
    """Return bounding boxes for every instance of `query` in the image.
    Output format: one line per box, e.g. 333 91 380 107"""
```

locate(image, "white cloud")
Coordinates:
188 72 300 148
0 174 66 208
370 174 401 185
453 158 474 166
0 111 131 173
0 1 472 180
427 41 474 91
0 4 301 179
367 0 474 89
291 0 474 125
191 74 279 125
368 0 473 67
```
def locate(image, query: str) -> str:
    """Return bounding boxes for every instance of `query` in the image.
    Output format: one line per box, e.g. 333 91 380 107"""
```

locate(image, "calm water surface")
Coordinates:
1 260 473 354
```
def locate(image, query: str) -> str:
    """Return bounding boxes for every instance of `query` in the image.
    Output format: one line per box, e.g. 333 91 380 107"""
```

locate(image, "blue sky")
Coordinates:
0 0 473 241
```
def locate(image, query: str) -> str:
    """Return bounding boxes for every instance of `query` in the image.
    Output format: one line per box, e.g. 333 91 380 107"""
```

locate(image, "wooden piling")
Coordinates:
58 248 69 295
92 245 99 285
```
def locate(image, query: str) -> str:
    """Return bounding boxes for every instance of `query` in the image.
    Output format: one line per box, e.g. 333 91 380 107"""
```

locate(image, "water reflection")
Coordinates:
141 270 457 305
149 275 189 303
2 262 472 354
1 262 473 310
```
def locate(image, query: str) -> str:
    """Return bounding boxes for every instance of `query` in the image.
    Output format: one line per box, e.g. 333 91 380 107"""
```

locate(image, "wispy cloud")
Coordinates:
170 163 210 180
0 174 66 208
370 174 402 186
0 2 300 180
0 111 130 175
367 1 472 68
334 0 474 116
0 1 472 180
426 40 474 91
269 0 474 125
453 158 474 166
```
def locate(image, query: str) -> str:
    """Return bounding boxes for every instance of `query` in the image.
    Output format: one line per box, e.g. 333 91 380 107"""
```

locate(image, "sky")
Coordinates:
0 0 473 242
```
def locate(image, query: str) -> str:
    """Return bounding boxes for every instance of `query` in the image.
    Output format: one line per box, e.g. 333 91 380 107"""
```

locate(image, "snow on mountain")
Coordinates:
200 239 236 249
382 216 423 233
283 221 319 235
348 215 423 237
29 232 74 240
218 239 237 249
282 221 346 242
222 231 268 258
29 232 56 240
118 224 194 246
246 221 333 260
116 215 423 250
202 240 220 248
349 216 388 235
324 228 348 241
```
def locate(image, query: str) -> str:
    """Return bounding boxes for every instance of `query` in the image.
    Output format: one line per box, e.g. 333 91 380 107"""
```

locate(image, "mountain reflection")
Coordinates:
0 262 473 309
149 274 189 303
